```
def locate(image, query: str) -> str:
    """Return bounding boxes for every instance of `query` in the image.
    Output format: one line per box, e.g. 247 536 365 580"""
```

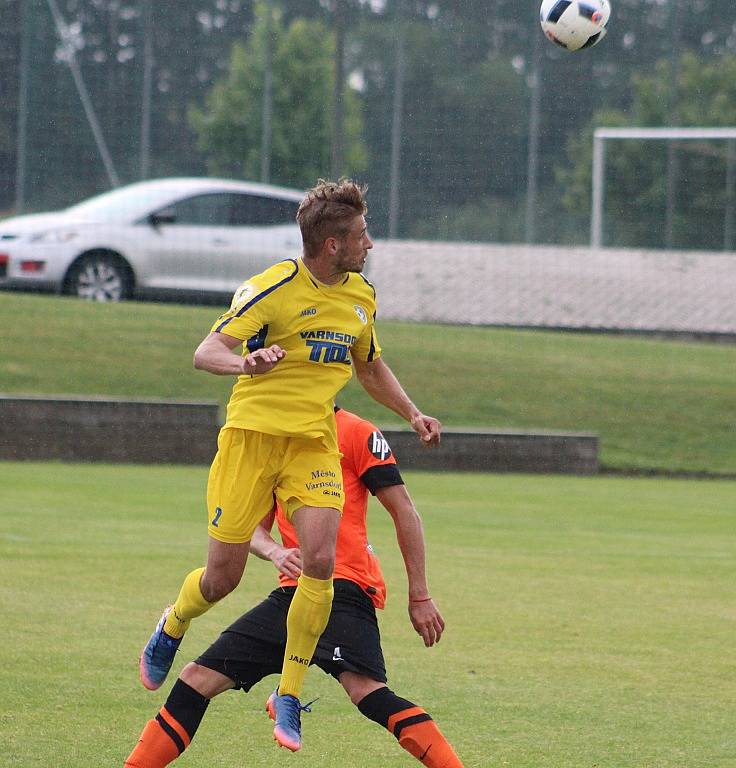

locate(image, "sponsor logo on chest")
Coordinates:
299 329 358 364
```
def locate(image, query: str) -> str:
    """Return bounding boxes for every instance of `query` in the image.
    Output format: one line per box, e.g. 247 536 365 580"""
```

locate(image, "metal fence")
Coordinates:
2 0 736 251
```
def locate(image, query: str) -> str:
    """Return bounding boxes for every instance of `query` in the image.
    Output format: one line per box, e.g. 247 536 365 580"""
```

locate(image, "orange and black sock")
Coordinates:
357 687 464 768
124 680 209 768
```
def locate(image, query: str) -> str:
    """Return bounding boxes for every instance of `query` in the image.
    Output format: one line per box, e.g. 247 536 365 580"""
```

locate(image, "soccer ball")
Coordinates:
540 0 611 51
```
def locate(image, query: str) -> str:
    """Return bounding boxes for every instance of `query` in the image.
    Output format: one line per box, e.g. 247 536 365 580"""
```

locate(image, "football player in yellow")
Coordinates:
139 179 441 752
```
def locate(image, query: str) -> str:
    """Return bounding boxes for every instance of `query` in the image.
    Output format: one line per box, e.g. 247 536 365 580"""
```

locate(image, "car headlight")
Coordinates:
29 229 80 243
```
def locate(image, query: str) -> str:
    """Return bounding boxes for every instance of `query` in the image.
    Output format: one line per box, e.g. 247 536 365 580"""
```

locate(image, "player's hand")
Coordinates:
243 345 286 374
270 546 302 579
409 413 441 448
408 599 445 647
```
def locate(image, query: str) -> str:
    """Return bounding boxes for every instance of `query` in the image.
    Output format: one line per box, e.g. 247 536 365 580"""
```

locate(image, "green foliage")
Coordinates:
406 189 588 244
407 195 526 242
558 53 736 248
0 111 12 152
3 465 735 766
2 292 736 474
190 4 366 188
7 0 736 239
356 17 531 234
633 53 736 126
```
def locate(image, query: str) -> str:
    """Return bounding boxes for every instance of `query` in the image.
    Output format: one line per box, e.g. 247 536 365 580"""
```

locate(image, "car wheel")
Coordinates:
64 252 132 301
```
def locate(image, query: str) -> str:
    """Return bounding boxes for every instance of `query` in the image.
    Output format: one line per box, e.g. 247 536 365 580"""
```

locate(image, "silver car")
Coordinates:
0 178 304 301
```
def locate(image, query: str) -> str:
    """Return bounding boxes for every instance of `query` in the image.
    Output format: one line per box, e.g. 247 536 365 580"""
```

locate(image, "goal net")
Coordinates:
590 127 736 251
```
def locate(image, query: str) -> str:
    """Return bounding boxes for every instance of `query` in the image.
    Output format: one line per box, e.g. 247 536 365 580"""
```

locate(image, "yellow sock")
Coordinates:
278 574 334 698
163 567 215 639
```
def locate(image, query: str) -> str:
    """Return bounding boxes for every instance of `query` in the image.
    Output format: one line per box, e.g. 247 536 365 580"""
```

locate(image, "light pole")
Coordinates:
388 1 406 240
331 0 345 179
525 2 543 244
139 0 153 179
261 0 274 184
15 0 31 213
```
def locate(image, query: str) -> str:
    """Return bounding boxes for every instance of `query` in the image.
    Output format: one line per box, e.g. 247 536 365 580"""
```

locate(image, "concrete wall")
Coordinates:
0 395 598 474
0 395 218 465
383 427 598 475
369 240 736 336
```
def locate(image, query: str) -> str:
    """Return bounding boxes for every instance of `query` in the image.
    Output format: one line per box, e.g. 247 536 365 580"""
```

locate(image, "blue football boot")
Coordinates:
139 606 181 690
266 689 315 752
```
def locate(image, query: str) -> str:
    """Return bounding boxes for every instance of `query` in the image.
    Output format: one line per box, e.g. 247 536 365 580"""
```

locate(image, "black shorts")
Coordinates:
195 579 387 691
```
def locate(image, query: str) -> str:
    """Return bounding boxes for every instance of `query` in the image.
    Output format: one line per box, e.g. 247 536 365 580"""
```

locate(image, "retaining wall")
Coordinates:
382 427 598 475
0 395 598 474
0 395 218 465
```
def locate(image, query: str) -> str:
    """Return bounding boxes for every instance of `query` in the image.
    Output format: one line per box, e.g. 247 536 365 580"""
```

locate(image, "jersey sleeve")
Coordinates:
351 323 381 363
209 260 298 341
349 416 398 480
350 278 381 363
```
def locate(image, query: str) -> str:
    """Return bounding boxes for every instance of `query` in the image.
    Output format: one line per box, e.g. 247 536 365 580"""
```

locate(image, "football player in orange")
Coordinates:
125 407 462 768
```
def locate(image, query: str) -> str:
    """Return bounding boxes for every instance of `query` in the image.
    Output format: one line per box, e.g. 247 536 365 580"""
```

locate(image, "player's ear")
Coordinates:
324 236 339 256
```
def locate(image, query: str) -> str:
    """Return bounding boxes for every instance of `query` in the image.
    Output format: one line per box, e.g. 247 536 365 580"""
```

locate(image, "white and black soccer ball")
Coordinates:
540 0 611 52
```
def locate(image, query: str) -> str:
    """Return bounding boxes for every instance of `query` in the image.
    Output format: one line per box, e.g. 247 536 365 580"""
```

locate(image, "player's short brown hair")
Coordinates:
297 179 368 257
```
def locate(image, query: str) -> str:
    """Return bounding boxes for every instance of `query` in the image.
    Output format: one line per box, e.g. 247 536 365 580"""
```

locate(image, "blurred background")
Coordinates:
3 0 736 250
2 10 736 765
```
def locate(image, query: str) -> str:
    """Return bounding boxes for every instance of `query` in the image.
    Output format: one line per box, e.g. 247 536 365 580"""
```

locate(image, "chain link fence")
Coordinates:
1 0 735 320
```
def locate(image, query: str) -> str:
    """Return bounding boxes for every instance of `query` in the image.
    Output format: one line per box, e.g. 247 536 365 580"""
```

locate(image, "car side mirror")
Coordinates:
148 209 176 228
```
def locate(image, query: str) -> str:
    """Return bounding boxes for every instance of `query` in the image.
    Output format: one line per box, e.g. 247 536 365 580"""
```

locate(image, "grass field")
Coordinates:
2 463 735 767
2 292 735 474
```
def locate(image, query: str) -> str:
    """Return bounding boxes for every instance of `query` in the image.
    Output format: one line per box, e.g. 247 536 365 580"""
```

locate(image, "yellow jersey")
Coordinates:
211 258 381 442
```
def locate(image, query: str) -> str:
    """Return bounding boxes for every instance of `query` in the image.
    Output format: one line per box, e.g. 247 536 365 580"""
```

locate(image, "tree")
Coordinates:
356 11 530 239
190 5 366 189
558 52 736 249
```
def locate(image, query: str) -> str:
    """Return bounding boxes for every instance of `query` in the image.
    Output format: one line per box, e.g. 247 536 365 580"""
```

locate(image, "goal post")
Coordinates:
590 127 736 249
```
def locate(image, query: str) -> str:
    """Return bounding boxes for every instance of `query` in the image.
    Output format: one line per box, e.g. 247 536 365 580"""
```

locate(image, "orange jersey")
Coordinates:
276 408 402 609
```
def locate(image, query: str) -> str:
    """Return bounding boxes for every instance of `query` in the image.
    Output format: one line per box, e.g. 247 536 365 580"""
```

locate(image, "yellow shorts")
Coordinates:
206 427 344 544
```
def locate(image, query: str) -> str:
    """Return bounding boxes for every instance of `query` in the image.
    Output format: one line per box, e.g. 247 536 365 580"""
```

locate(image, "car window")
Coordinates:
165 193 234 226
69 184 188 221
230 194 299 226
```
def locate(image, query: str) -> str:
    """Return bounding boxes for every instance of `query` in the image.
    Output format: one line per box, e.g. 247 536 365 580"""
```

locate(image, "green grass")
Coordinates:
2 292 735 473
1 463 735 767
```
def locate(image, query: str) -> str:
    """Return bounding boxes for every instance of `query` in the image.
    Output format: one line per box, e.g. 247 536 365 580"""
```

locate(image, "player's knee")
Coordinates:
179 663 210 694
180 662 233 699
348 689 364 706
301 550 334 579
342 674 385 706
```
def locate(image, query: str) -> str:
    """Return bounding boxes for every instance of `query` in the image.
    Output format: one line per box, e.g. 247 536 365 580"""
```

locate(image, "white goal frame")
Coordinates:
590 127 736 248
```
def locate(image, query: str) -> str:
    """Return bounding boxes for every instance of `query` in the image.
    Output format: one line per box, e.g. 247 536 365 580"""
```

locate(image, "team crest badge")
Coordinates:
231 283 254 309
354 305 368 324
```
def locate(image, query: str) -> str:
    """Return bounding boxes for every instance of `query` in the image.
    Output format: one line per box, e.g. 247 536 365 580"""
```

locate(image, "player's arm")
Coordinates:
352 356 441 446
249 510 302 580
193 331 285 376
374 482 445 647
